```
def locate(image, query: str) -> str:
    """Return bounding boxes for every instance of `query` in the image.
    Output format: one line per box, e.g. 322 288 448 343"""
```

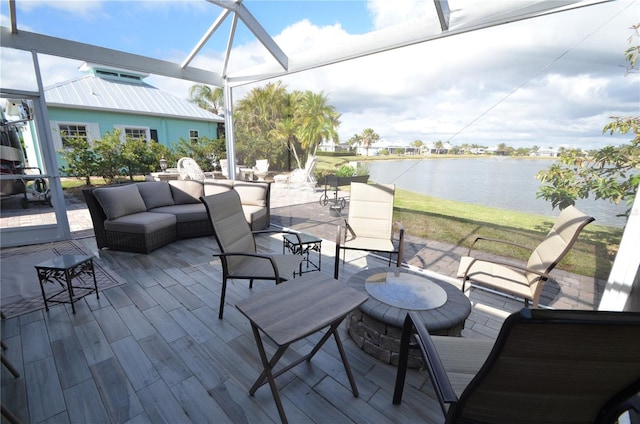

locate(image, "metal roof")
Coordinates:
45 74 223 122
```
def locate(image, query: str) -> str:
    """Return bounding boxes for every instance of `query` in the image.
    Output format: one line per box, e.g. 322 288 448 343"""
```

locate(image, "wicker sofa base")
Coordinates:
176 219 214 240
105 226 178 254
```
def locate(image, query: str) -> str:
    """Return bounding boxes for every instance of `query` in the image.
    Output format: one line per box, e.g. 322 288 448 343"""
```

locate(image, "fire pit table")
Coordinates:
346 266 471 367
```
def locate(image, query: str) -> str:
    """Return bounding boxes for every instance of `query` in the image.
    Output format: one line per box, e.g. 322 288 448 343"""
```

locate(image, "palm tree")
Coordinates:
188 84 224 115
233 82 341 170
434 140 444 154
360 128 379 156
271 90 303 169
235 81 297 169
295 91 341 158
348 133 363 153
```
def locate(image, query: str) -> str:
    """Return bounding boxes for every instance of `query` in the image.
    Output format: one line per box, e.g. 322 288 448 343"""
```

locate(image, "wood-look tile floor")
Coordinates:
1 233 522 423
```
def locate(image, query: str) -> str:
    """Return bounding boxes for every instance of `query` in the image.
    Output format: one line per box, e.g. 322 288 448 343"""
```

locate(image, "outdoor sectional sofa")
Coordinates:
83 179 271 253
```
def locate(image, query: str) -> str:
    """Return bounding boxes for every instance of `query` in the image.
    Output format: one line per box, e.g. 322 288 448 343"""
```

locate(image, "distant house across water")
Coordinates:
532 147 559 157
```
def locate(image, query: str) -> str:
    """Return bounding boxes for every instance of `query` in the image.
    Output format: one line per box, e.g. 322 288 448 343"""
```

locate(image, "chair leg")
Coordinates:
334 245 341 279
1 353 20 379
1 404 21 424
393 314 414 405
249 279 254 289
218 277 228 319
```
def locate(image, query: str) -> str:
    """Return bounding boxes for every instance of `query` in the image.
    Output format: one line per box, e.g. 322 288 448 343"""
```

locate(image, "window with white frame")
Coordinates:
58 123 88 148
114 125 150 142
189 130 199 143
125 127 147 140
51 122 99 150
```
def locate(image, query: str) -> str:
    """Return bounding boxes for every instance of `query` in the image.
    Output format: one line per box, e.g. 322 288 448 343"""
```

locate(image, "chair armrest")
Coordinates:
468 236 533 256
393 311 458 413
213 252 282 279
460 256 552 281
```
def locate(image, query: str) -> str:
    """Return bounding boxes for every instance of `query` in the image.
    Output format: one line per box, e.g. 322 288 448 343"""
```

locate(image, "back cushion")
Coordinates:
233 181 267 207
169 180 203 204
203 180 233 196
93 184 147 220
136 182 175 210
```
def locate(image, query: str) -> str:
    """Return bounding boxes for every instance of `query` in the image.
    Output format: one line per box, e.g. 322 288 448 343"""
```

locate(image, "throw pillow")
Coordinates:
137 182 175 209
94 184 147 220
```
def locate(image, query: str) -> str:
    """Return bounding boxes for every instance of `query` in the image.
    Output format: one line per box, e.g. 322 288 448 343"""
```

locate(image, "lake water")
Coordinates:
362 157 628 228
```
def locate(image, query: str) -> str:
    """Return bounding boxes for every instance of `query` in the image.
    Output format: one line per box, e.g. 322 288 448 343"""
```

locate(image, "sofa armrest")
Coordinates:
232 181 272 228
82 188 108 249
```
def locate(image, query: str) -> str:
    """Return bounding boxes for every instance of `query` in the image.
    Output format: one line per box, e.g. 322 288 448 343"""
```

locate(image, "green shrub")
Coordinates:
335 165 355 177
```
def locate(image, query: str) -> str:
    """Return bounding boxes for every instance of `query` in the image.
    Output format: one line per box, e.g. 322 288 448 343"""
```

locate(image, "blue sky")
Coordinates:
1 0 639 150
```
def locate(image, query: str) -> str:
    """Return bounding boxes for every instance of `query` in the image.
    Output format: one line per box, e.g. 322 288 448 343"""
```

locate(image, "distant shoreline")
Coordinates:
349 154 559 162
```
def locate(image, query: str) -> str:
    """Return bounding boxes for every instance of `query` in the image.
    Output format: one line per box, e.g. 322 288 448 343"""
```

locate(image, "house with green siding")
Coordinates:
45 63 224 166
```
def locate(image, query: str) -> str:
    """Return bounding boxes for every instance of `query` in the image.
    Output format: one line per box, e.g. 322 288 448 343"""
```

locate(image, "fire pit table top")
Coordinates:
346 267 472 332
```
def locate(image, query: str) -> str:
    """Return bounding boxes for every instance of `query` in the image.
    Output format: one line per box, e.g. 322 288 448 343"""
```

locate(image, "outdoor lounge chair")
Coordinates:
457 205 594 308
275 155 318 190
201 190 303 319
334 182 404 279
253 159 269 181
177 157 205 181
393 308 640 424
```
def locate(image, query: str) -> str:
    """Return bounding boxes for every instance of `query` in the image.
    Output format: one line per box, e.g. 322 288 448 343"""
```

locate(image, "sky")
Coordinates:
1 0 639 150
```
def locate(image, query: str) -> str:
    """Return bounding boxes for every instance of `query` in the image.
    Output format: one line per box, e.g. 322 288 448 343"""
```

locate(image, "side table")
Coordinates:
236 273 368 424
282 232 322 276
34 254 99 314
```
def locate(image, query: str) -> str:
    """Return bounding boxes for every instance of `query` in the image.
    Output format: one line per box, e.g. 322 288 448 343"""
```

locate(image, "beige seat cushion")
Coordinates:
458 256 533 300
169 180 204 204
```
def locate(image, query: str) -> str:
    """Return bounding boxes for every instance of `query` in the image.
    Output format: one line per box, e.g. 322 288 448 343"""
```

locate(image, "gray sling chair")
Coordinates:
201 190 303 319
457 205 594 308
393 308 640 424
334 182 404 279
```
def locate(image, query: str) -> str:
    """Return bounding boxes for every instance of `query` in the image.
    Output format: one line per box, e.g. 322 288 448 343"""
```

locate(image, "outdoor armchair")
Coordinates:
457 205 594 307
201 190 303 318
334 182 404 279
393 308 640 424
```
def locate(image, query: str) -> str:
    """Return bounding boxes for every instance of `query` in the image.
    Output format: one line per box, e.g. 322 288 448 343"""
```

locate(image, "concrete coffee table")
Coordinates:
346 266 471 366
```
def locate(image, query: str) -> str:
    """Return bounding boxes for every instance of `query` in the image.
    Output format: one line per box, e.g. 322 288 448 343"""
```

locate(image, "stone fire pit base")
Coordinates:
345 267 472 368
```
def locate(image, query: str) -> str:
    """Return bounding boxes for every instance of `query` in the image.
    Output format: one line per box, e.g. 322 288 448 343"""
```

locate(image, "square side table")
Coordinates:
34 254 99 314
282 232 322 276
236 273 368 424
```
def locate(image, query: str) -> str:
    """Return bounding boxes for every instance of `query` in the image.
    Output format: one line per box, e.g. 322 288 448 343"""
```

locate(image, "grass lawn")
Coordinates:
393 189 621 280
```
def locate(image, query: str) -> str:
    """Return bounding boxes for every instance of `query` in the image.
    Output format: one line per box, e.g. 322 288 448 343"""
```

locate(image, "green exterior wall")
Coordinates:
47 107 220 147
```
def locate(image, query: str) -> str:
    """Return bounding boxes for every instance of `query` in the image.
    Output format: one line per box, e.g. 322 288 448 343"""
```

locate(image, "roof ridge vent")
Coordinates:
79 62 148 83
